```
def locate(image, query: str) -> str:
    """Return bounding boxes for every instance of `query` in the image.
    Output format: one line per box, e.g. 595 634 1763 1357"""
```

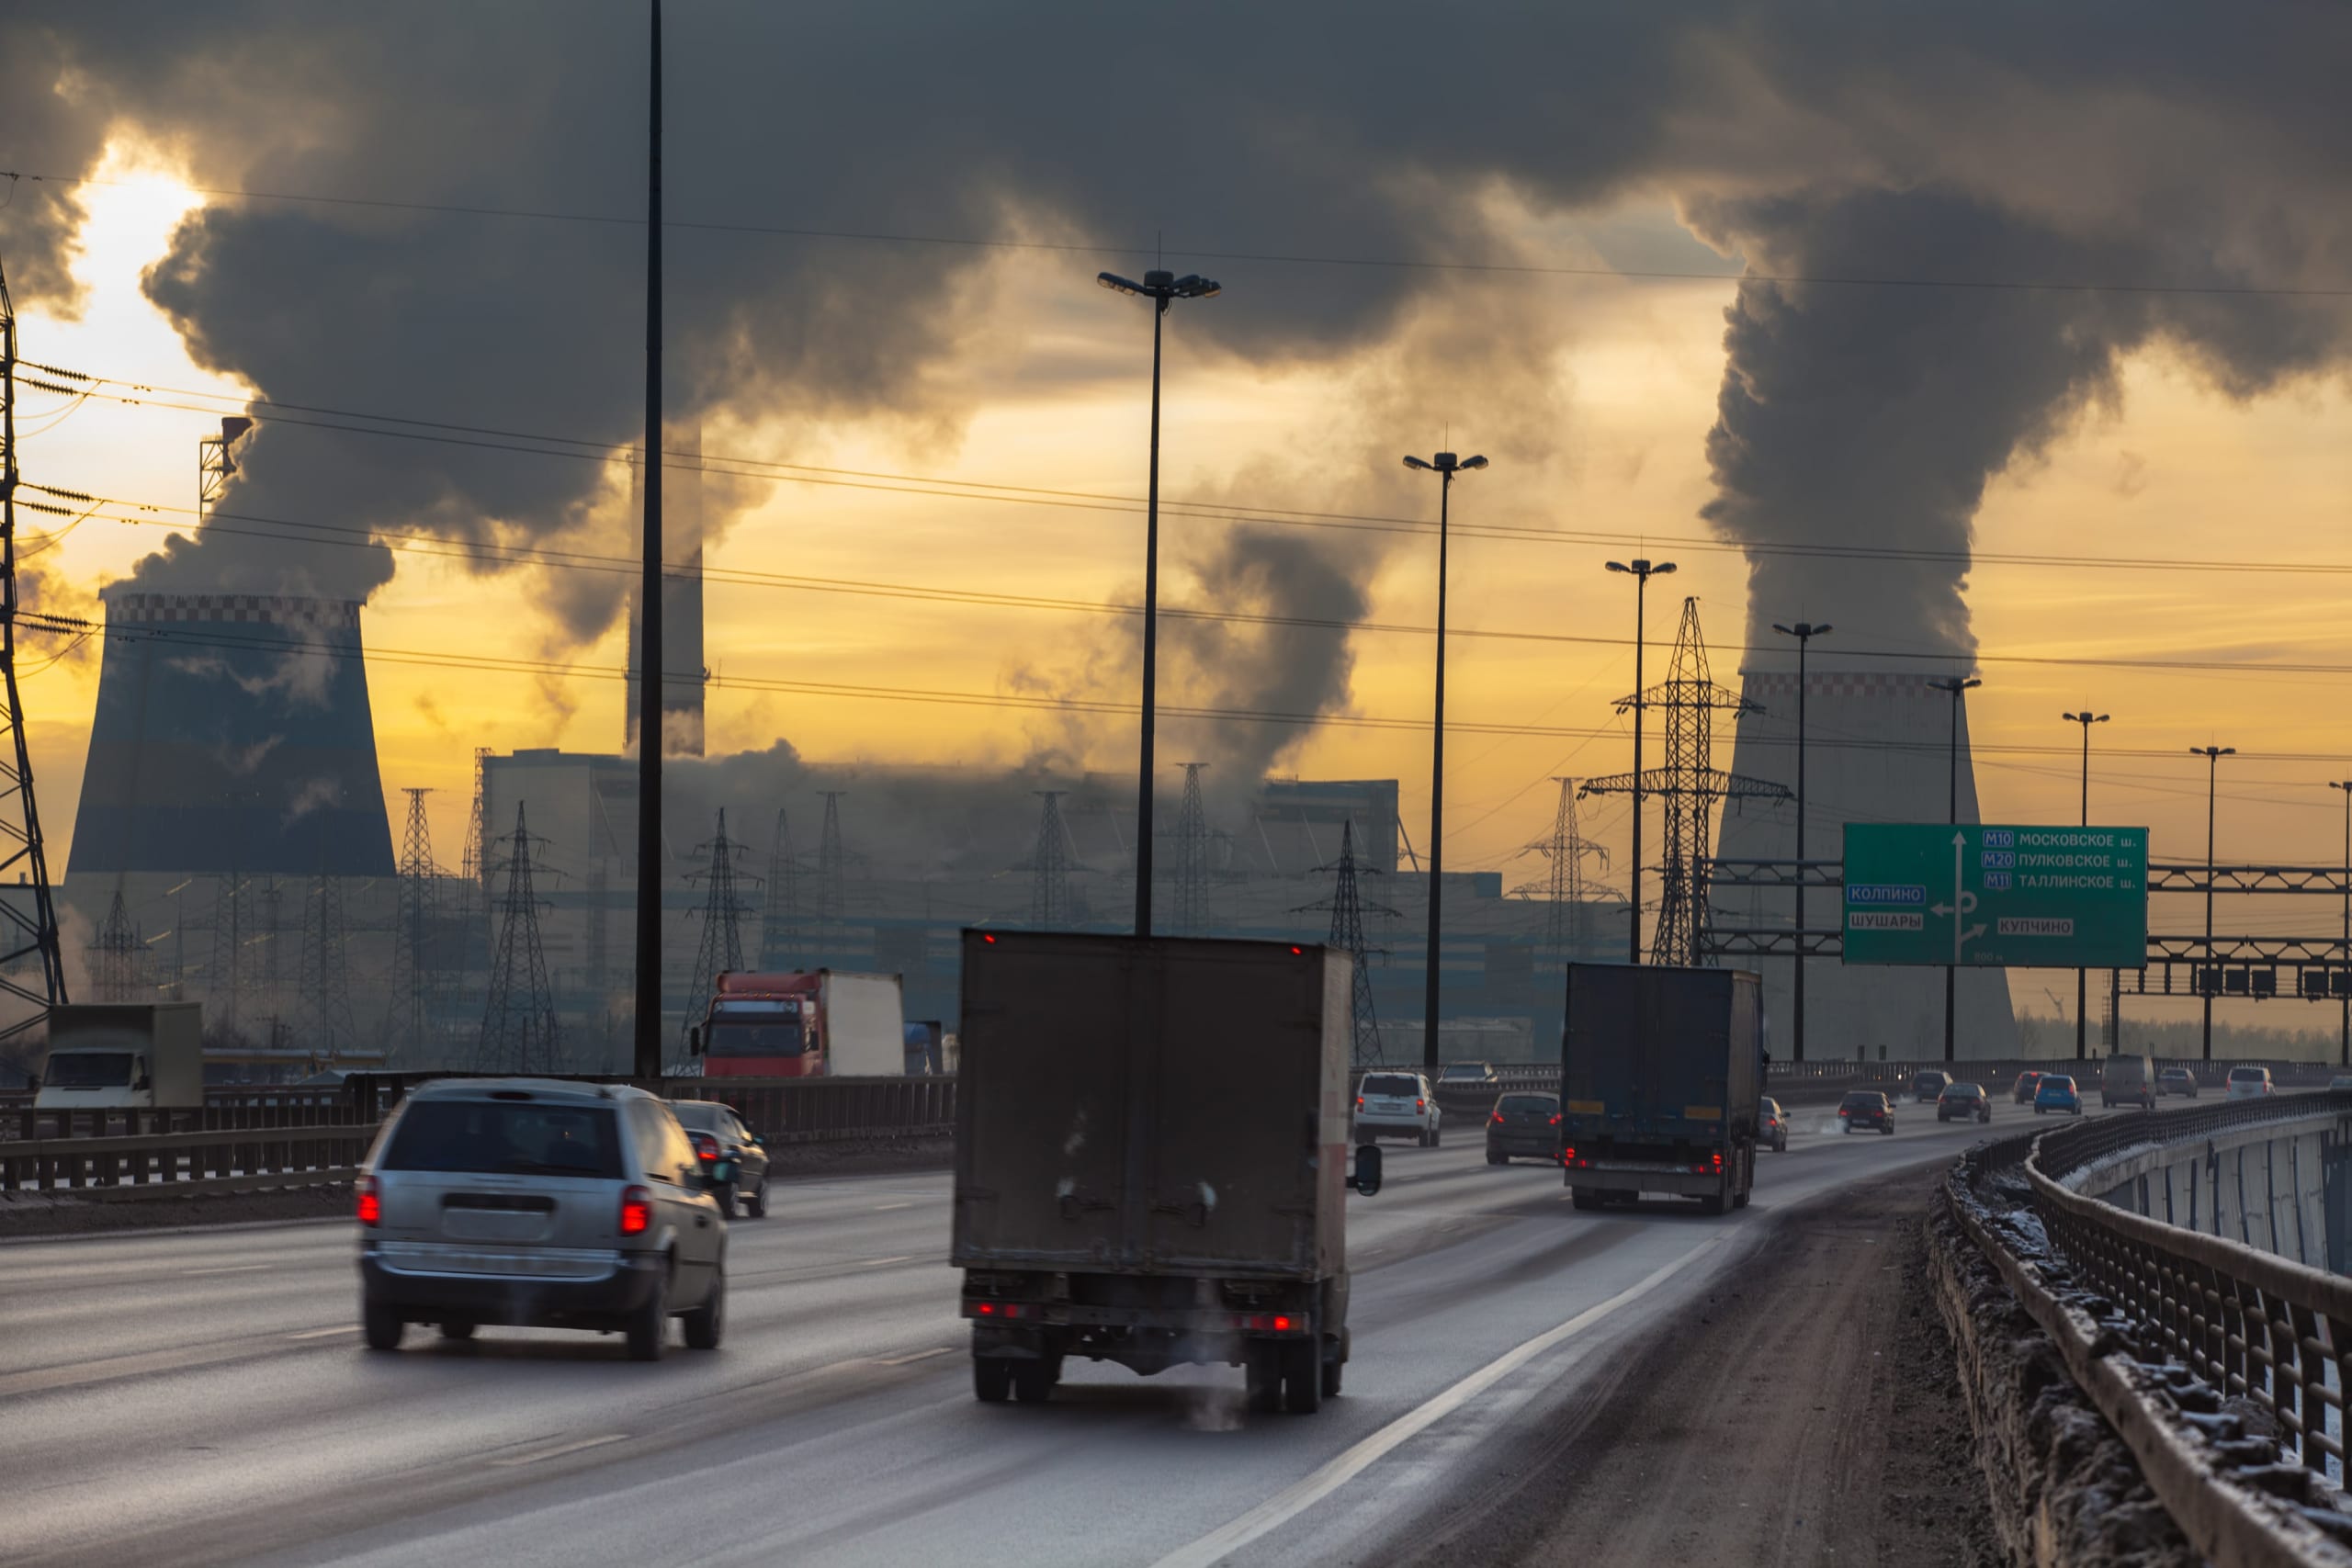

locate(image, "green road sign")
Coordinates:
1841 823 2149 968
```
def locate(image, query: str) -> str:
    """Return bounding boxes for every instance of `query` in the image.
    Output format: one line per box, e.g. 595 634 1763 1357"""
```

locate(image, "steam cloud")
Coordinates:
6 1 2348 746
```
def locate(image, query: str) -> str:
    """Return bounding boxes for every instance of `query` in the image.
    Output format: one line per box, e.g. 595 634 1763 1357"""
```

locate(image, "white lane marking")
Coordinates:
287 1325 361 1340
186 1264 273 1277
872 1201 915 1212
1149 1235 1729 1568
874 1347 955 1367
491 1433 628 1468
857 1255 917 1268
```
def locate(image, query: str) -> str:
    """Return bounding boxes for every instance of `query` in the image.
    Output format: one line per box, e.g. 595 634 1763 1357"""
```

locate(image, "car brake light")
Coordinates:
688 1131 719 1163
1415 1098 1426 1111
356 1175 379 1227
1548 1113 1561 1126
1491 1110 1505 1123
619 1186 653 1236
1355 1096 1363 1110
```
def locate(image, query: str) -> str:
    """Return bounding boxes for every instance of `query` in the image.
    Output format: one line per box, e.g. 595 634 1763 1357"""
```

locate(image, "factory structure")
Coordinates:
46 486 2014 1072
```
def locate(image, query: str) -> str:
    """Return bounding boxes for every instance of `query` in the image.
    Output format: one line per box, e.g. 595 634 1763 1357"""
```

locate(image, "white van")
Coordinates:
2099 1055 2154 1110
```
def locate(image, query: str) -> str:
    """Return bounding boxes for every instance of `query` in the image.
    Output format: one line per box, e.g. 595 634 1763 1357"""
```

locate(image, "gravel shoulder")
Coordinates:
1390 1174 2001 1568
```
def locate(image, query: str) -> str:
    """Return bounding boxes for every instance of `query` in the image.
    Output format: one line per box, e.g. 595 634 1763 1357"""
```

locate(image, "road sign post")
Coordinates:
1842 824 2148 968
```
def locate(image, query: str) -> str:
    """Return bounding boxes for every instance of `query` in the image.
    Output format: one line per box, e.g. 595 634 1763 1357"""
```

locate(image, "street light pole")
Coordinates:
2064 710 2109 1060
1770 621 1831 1062
1607 558 1676 964
1406 450 1488 1071
2332 781 2352 1066
1097 266 1221 940
2191 746 2234 1060
632 0 666 1078
1931 676 1982 1063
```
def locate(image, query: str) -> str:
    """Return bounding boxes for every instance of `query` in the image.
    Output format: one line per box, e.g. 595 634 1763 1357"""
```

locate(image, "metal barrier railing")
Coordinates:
2023 1095 2352 1482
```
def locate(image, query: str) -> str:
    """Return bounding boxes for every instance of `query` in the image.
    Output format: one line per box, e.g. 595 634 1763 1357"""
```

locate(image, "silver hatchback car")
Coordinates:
356 1078 727 1360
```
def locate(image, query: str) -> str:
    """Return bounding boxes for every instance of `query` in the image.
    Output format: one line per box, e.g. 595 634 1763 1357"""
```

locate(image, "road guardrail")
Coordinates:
1950 1094 2352 1566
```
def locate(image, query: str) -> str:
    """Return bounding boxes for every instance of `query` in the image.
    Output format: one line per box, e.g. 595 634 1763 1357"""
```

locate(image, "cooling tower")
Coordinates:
66 592 395 876
625 423 706 757
1712 670 2019 1060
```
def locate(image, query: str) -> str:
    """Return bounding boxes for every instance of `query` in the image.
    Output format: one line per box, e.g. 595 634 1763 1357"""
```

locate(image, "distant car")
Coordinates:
356 1077 728 1360
1356 1072 1442 1146
1838 1090 1894 1135
2100 1053 2155 1111
1437 1062 1500 1089
1758 1096 1790 1153
2158 1066 2199 1099
2226 1066 2275 1100
2012 1071 2046 1105
1484 1092 1560 1164
668 1098 772 1218
2034 1075 2083 1115
1937 1082 1993 1123
1910 1070 1952 1105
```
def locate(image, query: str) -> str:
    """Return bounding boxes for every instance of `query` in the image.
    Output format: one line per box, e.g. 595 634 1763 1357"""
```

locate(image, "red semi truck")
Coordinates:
688 970 907 1077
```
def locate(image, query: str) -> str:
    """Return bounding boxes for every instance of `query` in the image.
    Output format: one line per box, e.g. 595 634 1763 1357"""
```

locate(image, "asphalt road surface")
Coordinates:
5 1096 2081 1567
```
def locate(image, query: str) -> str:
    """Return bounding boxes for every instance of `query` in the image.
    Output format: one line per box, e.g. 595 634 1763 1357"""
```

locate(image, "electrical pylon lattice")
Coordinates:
815 792 848 942
682 809 753 1050
91 891 143 1001
1513 779 1610 976
387 787 438 1057
1578 598 1789 965
1294 819 1397 1065
759 807 799 966
1172 762 1209 934
298 867 357 1053
0 252 68 1034
1028 791 1072 927
477 802 563 1074
210 872 246 1039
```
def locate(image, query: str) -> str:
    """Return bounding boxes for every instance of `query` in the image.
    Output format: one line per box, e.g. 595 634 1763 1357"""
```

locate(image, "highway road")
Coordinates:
5 1096 2078 1567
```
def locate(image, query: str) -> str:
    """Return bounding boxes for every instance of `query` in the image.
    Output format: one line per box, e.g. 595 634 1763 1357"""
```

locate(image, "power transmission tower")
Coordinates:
0 253 69 1032
681 809 752 1050
298 866 357 1054
478 801 563 1074
1514 779 1611 975
1028 791 1072 927
1173 762 1210 934
1294 820 1398 1065
758 807 799 966
815 791 847 942
91 891 143 1001
1579 598 1788 965
211 870 246 1040
387 787 439 1058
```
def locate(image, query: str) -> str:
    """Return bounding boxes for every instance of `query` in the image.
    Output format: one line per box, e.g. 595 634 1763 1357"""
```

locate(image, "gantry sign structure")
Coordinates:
1841 824 2150 969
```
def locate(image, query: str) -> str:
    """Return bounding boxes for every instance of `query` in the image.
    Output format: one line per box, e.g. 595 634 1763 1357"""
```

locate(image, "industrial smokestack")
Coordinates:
1713 670 2018 1060
626 423 706 758
66 592 394 877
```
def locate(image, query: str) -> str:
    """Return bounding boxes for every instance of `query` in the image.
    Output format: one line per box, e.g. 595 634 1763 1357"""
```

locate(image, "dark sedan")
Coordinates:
669 1099 772 1218
1937 1081 1993 1123
1758 1096 1790 1153
1486 1092 1561 1165
1838 1091 1894 1135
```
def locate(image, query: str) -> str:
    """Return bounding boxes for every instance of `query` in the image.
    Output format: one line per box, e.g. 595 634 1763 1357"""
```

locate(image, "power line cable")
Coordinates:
8 168 2348 299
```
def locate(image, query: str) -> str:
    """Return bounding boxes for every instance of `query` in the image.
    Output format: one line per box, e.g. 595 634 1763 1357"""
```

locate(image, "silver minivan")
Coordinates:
356 1078 727 1360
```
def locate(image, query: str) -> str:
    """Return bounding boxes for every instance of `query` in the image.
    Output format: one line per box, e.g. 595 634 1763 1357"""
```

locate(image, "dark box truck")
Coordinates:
952 930 1380 1414
1559 963 1763 1214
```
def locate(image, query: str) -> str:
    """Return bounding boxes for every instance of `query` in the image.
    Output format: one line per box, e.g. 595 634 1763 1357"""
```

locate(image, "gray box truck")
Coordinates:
1559 964 1762 1214
33 1002 206 1113
952 931 1380 1413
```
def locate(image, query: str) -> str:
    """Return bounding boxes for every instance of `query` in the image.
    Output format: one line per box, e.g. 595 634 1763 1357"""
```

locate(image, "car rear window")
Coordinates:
1839 1093 1883 1111
2228 1067 2266 1081
1361 1075 1420 1098
1947 1083 1983 1097
381 1100 625 1179
668 1101 726 1131
1498 1095 1555 1113
2041 1077 2075 1090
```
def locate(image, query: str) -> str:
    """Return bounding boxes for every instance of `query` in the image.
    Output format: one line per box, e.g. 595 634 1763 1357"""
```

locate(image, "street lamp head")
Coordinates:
1402 456 1435 471
1607 560 1632 575
1962 677 1982 691
1773 621 1829 640
1170 274 1220 299
1097 272 1146 297
1652 560 1676 575
1457 455 1489 471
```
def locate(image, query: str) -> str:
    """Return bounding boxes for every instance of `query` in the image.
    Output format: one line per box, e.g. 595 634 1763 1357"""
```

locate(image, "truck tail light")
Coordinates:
356 1175 379 1227
1548 1113 1561 1126
1712 1151 1723 1172
619 1186 653 1236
